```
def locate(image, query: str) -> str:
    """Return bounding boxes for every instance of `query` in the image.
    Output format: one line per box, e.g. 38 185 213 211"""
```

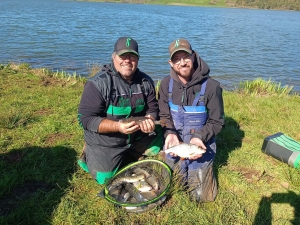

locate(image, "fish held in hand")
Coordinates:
164 143 206 159
119 116 167 126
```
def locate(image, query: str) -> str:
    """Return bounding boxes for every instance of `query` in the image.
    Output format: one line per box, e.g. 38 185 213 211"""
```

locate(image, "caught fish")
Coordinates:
116 188 130 203
133 167 151 178
109 174 145 188
108 183 123 193
119 116 167 126
132 167 160 191
138 190 158 199
164 143 206 159
141 167 160 191
133 180 153 192
124 183 148 203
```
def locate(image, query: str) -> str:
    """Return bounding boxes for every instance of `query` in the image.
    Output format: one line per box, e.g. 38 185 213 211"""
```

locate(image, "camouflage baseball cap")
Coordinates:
114 37 139 57
169 38 192 59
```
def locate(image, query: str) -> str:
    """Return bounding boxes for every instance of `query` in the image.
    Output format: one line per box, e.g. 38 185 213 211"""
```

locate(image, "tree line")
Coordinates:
84 0 300 11
232 0 300 11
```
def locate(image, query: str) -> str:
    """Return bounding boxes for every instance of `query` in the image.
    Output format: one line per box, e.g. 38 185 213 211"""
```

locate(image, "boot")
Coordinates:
77 142 89 173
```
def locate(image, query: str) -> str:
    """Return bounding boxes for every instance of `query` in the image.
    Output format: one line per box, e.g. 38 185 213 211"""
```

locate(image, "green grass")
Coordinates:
237 78 294 96
160 0 227 7
84 0 300 11
1 63 300 224
87 0 229 7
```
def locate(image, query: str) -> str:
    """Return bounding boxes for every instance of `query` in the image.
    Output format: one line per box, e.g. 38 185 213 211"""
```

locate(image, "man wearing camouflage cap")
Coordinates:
158 38 225 202
77 37 162 184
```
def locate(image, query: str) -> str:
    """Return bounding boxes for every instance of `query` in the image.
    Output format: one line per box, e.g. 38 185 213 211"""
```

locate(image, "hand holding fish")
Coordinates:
138 115 155 133
118 121 140 134
190 137 206 150
119 115 155 134
119 116 168 127
164 142 206 160
164 133 180 149
188 137 207 160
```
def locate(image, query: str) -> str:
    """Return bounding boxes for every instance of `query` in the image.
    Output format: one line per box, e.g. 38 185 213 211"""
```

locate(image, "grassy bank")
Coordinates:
0 63 299 224
83 0 300 11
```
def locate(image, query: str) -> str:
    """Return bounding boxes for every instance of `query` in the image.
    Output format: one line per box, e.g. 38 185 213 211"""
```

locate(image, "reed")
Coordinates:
86 60 102 77
237 78 294 96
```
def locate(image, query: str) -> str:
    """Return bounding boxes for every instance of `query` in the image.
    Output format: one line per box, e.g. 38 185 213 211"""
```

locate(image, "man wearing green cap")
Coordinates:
77 37 162 185
158 38 225 202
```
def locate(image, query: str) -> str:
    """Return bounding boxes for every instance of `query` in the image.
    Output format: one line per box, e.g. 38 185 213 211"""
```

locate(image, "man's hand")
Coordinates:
118 121 140 134
188 137 207 160
165 133 180 149
164 134 180 157
139 115 155 133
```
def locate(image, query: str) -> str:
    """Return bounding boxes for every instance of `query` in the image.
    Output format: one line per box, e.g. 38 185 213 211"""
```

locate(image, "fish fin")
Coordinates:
179 157 185 161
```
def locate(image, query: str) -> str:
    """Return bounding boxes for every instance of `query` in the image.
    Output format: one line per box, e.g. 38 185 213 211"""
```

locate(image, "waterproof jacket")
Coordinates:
78 63 158 148
158 51 225 143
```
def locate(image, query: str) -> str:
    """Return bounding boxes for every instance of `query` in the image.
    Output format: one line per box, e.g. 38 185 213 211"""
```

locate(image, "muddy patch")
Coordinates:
35 108 53 116
230 166 275 184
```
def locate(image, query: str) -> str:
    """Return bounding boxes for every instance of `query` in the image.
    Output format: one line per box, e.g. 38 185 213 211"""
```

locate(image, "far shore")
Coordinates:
81 0 299 11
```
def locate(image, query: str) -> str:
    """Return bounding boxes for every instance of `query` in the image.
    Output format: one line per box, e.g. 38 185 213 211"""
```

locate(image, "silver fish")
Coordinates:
124 183 148 203
146 176 159 191
108 183 123 193
140 167 160 191
146 169 160 191
138 190 158 199
164 143 206 158
109 174 145 188
132 167 151 178
133 167 160 191
116 188 130 203
133 180 153 192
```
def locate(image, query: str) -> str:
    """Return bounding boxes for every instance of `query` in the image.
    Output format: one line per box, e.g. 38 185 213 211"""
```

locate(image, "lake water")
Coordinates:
1 0 300 91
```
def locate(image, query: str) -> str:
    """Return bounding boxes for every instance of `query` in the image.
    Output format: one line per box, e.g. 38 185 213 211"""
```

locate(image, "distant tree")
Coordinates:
232 0 299 10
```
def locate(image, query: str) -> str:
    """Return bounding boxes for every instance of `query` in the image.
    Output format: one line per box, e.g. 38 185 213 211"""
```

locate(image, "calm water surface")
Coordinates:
1 0 300 91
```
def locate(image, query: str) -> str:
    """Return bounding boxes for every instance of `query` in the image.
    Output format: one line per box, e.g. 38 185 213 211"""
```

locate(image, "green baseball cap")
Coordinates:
114 37 139 57
169 38 192 59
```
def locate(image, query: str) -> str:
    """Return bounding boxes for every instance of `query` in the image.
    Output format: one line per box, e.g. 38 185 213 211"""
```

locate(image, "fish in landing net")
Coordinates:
119 116 167 126
164 143 206 158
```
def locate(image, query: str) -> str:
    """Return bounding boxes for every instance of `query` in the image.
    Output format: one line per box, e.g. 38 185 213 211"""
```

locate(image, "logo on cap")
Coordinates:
169 38 192 59
114 37 139 57
175 40 180 48
126 38 131 47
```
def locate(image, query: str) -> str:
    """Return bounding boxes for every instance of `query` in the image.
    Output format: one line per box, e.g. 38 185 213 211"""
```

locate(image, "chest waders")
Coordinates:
165 78 217 202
